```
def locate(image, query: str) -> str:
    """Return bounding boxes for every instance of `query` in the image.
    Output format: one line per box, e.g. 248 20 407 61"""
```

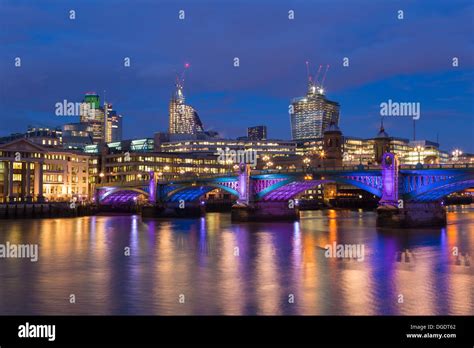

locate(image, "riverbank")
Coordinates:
0 203 98 219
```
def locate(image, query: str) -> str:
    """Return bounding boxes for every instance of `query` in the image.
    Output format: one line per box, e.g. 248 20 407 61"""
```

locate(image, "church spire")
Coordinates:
376 117 389 138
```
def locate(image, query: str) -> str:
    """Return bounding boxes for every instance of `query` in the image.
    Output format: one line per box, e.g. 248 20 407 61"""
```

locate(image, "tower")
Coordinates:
168 64 204 135
290 63 339 140
322 120 343 167
374 119 391 164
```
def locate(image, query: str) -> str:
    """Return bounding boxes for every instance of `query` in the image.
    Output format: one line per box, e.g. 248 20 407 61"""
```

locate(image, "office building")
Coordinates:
62 123 94 150
168 82 203 135
248 126 267 141
0 138 90 203
0 126 63 148
80 93 123 144
290 81 340 140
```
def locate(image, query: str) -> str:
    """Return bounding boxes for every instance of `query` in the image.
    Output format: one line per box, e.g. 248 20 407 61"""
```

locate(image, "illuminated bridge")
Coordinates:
96 153 474 227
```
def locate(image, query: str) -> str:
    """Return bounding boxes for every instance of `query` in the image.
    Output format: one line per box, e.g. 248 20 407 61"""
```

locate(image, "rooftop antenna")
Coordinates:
180 62 190 88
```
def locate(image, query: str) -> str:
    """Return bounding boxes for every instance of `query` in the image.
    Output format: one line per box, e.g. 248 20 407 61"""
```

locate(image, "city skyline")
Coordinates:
0 1 473 341
0 0 473 153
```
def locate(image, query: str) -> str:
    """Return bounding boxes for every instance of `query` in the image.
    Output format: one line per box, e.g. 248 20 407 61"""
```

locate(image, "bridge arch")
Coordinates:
257 176 382 201
166 183 239 202
99 187 149 204
403 175 474 202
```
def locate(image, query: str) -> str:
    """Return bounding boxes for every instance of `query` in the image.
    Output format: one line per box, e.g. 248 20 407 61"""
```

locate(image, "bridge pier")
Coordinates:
231 201 299 222
142 201 205 218
376 201 446 228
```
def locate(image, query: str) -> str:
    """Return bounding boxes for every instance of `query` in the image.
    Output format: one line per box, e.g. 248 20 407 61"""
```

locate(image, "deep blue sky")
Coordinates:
0 0 473 152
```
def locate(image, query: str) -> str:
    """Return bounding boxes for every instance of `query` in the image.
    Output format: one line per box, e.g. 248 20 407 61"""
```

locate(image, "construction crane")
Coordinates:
314 64 323 85
320 64 330 88
305 61 312 83
304 61 330 94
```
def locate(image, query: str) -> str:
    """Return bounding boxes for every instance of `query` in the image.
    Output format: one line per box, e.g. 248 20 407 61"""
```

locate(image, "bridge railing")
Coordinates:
156 166 382 183
400 163 474 170
162 172 238 182
97 163 474 187
251 165 381 175
96 179 151 188
96 173 239 187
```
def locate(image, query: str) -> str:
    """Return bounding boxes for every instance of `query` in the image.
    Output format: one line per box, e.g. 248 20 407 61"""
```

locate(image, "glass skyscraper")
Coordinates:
290 82 340 140
168 83 204 135
79 93 123 144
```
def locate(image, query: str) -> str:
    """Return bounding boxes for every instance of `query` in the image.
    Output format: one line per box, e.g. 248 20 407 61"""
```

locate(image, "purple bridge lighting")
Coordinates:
96 157 474 207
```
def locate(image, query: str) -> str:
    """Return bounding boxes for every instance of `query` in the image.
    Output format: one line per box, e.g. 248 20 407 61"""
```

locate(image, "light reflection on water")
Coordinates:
0 206 472 315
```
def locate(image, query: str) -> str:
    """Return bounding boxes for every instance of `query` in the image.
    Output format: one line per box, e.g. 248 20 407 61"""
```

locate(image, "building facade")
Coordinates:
290 82 340 140
62 122 94 150
295 125 447 166
80 93 123 144
0 139 45 203
168 83 204 135
158 138 297 159
247 126 267 141
0 139 92 203
43 150 90 202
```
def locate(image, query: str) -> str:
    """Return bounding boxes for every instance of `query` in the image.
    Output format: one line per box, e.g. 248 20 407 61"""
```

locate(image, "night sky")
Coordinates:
0 0 473 152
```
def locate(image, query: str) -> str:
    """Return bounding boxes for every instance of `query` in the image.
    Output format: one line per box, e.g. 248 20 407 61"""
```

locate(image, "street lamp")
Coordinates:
415 145 424 165
452 149 462 162
98 172 105 184
320 150 326 169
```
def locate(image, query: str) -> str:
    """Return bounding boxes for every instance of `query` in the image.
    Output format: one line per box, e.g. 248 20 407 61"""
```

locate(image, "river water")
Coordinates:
0 206 472 315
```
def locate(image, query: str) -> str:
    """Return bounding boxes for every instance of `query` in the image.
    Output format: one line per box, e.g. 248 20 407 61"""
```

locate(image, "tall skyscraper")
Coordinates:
79 93 123 144
168 81 203 135
108 109 123 142
248 126 267 141
290 81 340 140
